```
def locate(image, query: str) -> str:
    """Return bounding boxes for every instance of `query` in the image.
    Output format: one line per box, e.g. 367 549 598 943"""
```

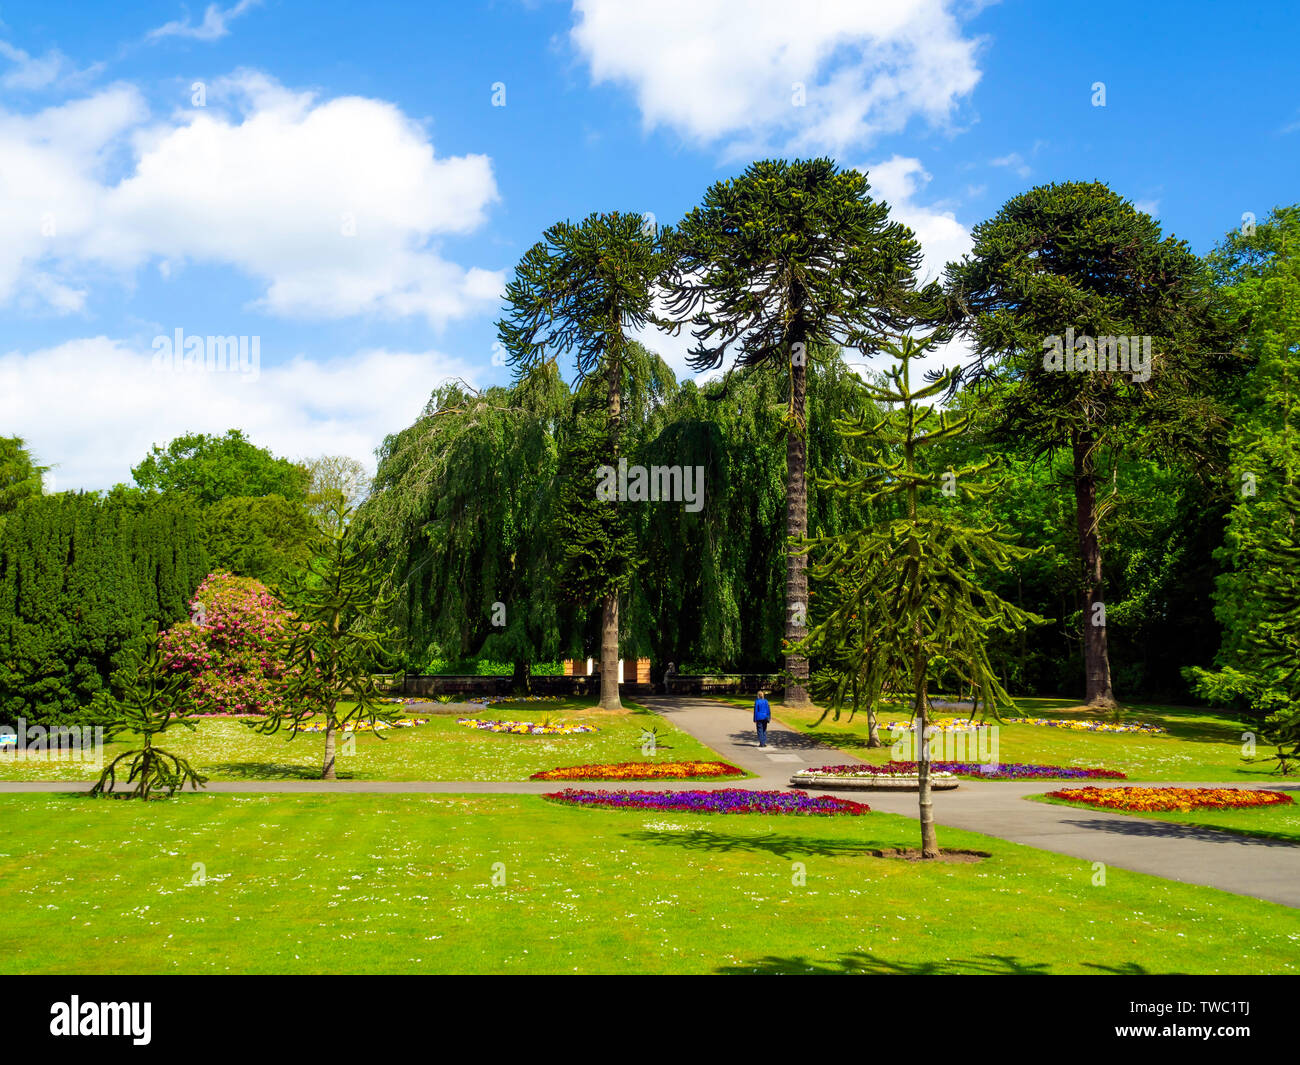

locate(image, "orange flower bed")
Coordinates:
531 760 744 781
1047 786 1294 812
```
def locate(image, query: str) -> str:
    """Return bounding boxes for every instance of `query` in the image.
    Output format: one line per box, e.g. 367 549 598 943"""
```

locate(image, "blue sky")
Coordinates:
0 0 1295 489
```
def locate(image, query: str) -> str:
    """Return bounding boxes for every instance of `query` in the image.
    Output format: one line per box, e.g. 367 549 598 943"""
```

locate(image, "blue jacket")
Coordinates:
753 697 771 722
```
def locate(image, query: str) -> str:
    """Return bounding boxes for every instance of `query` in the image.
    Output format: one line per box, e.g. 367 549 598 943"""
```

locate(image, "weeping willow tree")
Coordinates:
356 365 571 685
498 211 663 709
794 334 1048 857
634 347 879 673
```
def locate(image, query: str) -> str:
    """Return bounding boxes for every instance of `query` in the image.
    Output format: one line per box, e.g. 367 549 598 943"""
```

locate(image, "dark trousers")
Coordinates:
756 721 768 747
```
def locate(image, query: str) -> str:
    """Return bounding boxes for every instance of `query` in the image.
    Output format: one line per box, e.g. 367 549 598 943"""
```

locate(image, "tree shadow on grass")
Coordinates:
202 762 347 781
715 951 1098 975
623 828 910 861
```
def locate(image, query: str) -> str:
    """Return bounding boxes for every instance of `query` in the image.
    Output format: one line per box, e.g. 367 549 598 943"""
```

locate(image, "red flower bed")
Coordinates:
531 761 744 781
1046 786 1294 812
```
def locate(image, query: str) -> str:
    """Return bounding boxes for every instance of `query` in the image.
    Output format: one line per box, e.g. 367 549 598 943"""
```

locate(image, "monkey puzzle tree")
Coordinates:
497 212 661 710
794 334 1047 857
248 501 399 780
946 182 1229 707
89 629 207 799
661 158 930 704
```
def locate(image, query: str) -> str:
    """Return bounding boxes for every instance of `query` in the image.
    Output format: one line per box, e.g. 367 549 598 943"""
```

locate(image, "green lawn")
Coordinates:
1031 792 1300 844
0 698 735 783
0 792 1293 975
714 695 1283 782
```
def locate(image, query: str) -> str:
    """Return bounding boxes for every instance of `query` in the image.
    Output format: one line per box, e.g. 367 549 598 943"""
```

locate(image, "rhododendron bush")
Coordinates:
160 572 296 715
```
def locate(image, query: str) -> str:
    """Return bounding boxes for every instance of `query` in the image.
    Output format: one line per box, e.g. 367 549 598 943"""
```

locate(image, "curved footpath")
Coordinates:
3 694 1297 907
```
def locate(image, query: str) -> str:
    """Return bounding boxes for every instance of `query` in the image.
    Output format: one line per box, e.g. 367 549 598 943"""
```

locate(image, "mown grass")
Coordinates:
707 695 1281 782
0 698 738 783
0 793 1294 975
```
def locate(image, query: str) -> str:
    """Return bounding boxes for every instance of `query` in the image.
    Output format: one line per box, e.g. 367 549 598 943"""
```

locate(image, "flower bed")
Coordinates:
456 718 598 735
1046 786 1294 812
467 695 564 708
884 717 1166 735
881 719 992 733
1005 717 1167 735
298 717 427 734
544 788 869 815
796 762 1125 781
531 760 743 781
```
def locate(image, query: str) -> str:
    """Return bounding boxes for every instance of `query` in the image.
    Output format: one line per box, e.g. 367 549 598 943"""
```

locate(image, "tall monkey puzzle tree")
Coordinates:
661 159 928 704
497 212 661 710
794 334 1047 857
946 182 1228 707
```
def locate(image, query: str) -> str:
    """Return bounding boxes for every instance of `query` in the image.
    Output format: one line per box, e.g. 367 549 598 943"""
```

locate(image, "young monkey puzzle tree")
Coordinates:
794 334 1047 857
660 158 929 705
248 501 399 779
89 629 207 799
497 212 661 710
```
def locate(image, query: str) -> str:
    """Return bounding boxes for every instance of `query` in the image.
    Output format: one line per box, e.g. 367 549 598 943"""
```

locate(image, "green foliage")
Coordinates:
250 502 400 778
358 366 570 672
203 494 317 590
0 492 208 726
0 437 46 529
795 334 1050 721
661 158 931 377
131 429 310 506
87 629 207 799
1190 207 1300 721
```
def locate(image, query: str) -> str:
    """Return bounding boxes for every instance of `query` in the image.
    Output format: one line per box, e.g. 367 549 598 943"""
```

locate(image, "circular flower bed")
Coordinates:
544 788 869 815
1046 786 1294 811
531 760 743 781
456 718 598 735
797 762 1125 781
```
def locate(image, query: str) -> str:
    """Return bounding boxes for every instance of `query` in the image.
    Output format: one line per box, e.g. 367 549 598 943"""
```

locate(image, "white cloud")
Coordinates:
147 0 261 43
1134 198 1160 217
0 336 476 490
860 155 972 283
0 40 102 91
569 0 982 154
989 151 1030 177
0 73 503 325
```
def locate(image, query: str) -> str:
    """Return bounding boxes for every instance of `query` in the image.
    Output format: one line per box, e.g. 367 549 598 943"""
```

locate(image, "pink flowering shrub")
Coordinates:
161 572 297 716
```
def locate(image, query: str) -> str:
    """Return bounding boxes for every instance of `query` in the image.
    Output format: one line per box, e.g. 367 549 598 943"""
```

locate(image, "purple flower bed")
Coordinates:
543 788 870 815
807 762 1126 780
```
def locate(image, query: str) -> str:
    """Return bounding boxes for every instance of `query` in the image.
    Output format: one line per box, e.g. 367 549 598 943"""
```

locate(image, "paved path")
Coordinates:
4 695 1298 907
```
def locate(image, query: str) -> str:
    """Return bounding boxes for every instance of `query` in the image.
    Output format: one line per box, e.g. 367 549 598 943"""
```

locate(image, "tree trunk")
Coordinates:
599 594 622 710
322 723 337 780
600 357 624 711
511 659 531 695
783 352 811 706
1071 431 1117 708
915 643 939 859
